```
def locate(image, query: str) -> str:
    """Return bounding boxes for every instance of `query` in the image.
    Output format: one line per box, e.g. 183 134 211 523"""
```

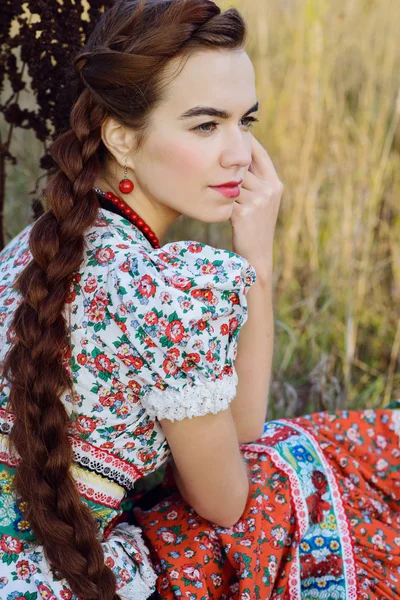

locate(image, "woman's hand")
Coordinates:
229 134 284 282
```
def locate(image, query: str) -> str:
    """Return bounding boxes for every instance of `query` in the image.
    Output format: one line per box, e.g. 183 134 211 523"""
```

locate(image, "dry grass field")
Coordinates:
1 0 399 418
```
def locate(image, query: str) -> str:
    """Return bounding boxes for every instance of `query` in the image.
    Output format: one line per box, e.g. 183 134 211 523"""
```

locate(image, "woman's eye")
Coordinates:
192 116 259 133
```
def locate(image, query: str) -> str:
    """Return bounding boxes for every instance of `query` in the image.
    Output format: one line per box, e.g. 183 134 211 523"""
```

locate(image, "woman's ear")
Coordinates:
100 117 136 170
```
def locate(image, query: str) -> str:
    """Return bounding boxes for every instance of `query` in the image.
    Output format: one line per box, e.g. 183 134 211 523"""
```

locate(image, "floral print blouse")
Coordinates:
0 205 257 598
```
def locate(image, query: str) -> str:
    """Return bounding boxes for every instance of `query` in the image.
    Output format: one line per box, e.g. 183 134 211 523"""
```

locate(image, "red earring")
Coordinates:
119 162 134 194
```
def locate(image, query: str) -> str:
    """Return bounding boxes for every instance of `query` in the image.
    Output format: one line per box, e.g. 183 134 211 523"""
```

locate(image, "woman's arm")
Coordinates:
230 269 274 443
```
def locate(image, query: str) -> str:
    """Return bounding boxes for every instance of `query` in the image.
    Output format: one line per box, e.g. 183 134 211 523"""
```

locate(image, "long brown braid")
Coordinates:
2 1 247 598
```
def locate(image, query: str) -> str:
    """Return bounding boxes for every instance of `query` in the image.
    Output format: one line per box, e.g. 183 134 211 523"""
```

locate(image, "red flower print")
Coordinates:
119 260 131 272
197 319 208 331
75 415 97 434
94 353 113 373
130 356 144 371
120 568 131 582
202 289 215 304
128 379 142 393
105 556 115 568
311 470 328 493
13 250 31 267
65 289 77 304
183 352 200 367
165 319 185 343
300 554 317 579
0 534 24 554
37 584 58 599
188 243 203 253
94 247 115 264
77 353 87 365
60 591 73 599
95 288 109 305
169 274 192 291
229 317 239 334
144 311 159 326
200 263 217 275
15 559 32 580
162 357 180 377
205 349 216 363
221 365 233 377
228 291 240 305
191 289 204 299
166 347 180 360
138 274 157 297
88 301 106 323
220 323 229 335
99 391 123 407
84 275 97 293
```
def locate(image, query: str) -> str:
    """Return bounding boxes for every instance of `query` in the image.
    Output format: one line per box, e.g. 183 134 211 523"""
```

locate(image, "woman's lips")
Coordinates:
209 184 241 198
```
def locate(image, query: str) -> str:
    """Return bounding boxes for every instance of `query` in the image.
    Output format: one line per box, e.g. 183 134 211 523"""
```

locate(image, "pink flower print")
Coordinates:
376 435 387 449
166 510 178 520
376 458 389 471
182 565 203 582
169 274 192 291
347 427 361 443
160 291 172 304
160 531 177 543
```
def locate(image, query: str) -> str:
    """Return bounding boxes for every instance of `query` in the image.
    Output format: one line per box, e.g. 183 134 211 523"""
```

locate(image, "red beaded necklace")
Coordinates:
94 187 160 249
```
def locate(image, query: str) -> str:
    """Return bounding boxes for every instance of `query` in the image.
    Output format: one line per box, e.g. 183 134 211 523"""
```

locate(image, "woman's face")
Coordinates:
101 49 258 235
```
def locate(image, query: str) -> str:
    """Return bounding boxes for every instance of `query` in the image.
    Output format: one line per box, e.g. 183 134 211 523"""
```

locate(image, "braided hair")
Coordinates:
2 1 247 598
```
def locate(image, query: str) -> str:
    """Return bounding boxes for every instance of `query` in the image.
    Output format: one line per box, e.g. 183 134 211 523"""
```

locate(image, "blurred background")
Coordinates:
1 0 399 418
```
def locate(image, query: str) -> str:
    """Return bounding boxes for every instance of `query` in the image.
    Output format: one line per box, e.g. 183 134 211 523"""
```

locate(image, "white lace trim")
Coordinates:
141 370 238 422
108 522 158 600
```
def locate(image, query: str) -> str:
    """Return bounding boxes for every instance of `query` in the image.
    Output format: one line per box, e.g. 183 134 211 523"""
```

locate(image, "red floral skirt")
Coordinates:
129 408 400 600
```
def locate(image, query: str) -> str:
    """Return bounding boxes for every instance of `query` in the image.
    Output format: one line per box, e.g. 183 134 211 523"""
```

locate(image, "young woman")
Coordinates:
0 0 398 599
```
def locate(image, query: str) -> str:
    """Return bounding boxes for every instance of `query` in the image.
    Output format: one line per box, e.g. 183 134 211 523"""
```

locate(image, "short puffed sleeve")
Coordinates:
109 240 257 422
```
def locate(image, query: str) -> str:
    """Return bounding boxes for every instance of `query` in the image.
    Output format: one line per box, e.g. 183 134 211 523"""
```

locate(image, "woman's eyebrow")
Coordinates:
178 101 259 120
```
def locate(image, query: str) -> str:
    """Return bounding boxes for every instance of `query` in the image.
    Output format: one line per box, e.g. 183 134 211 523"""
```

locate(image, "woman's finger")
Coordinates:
249 134 280 183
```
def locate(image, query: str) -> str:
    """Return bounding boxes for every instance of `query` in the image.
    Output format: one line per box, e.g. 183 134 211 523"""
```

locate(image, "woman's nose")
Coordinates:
221 130 252 168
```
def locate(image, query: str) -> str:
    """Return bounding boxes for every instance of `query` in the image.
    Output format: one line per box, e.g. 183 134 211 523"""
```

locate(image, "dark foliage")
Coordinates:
0 0 114 249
